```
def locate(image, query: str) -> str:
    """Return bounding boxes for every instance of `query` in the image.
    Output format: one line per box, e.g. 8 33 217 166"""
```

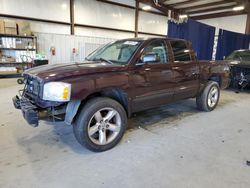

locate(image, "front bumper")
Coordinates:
13 95 39 127
13 95 68 127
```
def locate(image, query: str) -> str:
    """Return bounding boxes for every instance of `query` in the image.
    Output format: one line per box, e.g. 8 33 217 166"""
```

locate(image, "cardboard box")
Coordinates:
4 21 16 28
17 21 31 36
5 28 17 35
6 56 16 62
0 20 4 34
4 21 17 35
0 55 16 63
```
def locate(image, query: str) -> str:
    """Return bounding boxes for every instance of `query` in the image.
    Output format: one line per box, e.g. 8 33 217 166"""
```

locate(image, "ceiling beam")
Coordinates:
167 0 201 7
188 5 236 15
96 0 167 17
96 0 135 9
159 0 170 3
180 1 238 12
234 0 250 13
141 0 182 12
139 0 177 14
243 0 250 12
191 10 247 20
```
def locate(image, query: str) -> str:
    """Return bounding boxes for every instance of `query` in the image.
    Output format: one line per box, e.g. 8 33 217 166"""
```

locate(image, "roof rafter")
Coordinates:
191 9 247 20
180 1 238 12
166 0 201 7
188 5 237 15
139 0 249 20
139 0 180 14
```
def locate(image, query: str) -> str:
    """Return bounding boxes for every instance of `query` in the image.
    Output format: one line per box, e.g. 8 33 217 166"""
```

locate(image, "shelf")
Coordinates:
0 34 35 39
0 48 36 51
0 62 32 67
0 73 22 78
0 34 37 74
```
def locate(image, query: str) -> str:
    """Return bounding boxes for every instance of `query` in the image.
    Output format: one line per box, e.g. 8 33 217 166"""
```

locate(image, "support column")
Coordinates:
70 0 75 35
246 12 250 34
135 0 139 37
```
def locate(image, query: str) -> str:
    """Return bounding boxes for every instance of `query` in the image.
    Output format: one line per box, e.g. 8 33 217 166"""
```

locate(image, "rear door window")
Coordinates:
170 40 191 62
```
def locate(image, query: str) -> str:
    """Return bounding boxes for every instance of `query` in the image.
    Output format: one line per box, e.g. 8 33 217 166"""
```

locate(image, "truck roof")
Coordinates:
234 49 250 53
117 37 188 42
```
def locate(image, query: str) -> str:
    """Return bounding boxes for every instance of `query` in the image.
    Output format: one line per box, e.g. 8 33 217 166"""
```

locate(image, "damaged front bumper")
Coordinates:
12 95 69 127
13 95 81 127
13 95 39 127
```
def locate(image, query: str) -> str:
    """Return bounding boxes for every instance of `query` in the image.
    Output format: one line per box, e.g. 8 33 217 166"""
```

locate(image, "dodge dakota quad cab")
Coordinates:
13 38 230 152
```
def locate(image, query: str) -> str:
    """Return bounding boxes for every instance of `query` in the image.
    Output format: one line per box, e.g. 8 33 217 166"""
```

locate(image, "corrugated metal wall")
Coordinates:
35 32 116 64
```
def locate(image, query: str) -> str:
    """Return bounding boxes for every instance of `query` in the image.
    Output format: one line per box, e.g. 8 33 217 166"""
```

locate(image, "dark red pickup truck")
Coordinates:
13 38 230 152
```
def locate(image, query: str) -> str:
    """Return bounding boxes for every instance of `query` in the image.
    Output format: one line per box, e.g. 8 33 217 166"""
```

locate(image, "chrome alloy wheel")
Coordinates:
87 108 122 145
207 86 219 108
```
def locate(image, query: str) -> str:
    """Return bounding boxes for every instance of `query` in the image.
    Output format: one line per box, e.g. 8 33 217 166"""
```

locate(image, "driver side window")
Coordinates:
141 40 168 64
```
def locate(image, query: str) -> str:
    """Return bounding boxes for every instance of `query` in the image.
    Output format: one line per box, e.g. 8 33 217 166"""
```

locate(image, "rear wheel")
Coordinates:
73 97 127 152
196 81 220 112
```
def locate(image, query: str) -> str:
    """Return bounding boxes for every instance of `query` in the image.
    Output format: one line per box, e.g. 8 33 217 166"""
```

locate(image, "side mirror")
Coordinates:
142 53 160 63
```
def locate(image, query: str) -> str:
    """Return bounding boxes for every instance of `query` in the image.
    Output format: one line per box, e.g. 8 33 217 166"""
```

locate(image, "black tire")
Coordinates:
17 78 24 84
73 97 127 152
196 81 220 112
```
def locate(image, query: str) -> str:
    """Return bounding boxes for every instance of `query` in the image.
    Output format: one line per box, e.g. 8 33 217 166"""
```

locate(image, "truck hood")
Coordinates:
228 60 250 69
24 61 127 81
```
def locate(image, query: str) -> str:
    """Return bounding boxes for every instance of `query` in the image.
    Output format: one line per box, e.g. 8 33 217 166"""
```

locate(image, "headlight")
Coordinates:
43 82 71 102
230 61 240 65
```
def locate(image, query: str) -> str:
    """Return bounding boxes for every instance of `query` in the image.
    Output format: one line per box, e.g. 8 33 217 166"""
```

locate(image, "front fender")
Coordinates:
64 100 81 125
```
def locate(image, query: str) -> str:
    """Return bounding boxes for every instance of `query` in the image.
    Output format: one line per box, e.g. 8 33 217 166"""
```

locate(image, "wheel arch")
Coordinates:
208 75 222 87
65 87 130 125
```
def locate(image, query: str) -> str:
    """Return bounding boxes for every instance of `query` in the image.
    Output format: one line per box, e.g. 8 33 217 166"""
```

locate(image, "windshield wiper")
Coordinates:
96 57 114 64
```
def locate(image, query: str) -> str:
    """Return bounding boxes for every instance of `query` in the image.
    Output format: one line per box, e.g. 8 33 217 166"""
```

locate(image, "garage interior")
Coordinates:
1 0 250 187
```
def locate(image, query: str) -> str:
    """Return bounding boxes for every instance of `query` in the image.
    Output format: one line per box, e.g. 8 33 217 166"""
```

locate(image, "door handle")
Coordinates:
192 72 199 78
192 72 199 75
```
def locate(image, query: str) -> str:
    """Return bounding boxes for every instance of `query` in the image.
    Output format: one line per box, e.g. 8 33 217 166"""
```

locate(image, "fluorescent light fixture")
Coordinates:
179 14 188 19
142 5 152 11
233 6 244 11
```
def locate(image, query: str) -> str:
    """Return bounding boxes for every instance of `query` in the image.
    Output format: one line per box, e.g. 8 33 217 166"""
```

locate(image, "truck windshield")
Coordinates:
86 40 142 65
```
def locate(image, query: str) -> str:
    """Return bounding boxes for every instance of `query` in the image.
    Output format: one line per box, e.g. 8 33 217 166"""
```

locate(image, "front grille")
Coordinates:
24 76 41 97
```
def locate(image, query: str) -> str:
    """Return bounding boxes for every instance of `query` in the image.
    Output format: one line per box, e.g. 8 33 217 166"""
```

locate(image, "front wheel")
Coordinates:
196 81 220 112
73 97 127 152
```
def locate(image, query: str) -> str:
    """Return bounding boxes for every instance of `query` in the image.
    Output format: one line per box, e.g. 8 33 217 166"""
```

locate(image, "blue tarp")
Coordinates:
216 29 250 60
168 19 215 60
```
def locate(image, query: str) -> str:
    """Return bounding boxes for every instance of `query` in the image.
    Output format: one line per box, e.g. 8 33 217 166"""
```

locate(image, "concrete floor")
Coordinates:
1 79 250 188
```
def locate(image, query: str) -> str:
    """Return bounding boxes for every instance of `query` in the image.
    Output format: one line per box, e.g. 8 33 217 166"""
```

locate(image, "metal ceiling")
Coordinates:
141 0 249 20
